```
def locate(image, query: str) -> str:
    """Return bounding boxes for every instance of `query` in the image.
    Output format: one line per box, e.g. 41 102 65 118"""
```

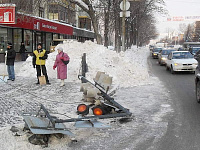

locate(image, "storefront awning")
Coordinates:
0 13 73 35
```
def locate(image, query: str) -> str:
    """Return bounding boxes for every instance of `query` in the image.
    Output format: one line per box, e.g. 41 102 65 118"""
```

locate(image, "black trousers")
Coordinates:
36 65 49 83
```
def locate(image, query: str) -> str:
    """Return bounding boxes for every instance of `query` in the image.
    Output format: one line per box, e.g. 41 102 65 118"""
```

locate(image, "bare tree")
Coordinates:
179 23 187 34
69 0 102 44
184 24 195 42
127 0 166 47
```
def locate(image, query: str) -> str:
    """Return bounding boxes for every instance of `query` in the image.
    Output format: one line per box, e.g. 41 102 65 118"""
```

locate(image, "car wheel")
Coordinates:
166 65 169 71
171 65 175 74
196 80 200 103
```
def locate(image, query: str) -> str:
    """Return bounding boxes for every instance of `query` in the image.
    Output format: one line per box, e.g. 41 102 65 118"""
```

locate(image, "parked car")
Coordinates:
149 45 154 51
151 47 162 59
165 51 198 74
188 47 200 55
195 68 200 103
158 49 176 65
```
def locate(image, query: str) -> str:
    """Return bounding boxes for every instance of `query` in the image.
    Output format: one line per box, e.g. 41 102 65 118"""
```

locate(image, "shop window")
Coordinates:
53 34 59 39
24 30 32 52
14 29 22 52
46 33 52 52
0 27 7 53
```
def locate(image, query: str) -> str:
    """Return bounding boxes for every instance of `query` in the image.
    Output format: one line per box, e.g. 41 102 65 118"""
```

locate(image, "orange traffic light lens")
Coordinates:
77 104 87 112
77 104 89 115
93 107 103 116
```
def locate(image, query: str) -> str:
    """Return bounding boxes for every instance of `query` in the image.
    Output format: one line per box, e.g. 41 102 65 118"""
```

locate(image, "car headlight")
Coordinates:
174 63 182 66
161 57 167 60
193 63 198 65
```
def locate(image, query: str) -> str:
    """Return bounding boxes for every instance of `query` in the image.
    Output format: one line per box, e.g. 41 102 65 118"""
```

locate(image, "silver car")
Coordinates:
151 47 162 59
158 49 176 65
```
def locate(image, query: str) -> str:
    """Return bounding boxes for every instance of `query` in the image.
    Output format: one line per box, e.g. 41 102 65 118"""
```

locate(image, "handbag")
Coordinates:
61 53 69 65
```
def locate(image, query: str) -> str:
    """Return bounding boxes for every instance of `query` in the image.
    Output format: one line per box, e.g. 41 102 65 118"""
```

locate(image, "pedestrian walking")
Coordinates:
6 43 16 81
53 47 70 86
19 42 27 61
32 43 50 85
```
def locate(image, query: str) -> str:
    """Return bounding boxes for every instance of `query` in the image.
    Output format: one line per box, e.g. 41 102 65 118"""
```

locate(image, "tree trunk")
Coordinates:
88 10 102 44
104 1 111 47
114 0 121 53
69 0 102 44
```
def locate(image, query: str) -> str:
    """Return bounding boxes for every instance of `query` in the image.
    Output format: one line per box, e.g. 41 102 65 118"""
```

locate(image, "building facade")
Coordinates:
0 0 93 61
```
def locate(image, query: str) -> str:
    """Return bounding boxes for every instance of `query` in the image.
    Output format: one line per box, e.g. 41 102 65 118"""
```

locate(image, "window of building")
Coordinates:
79 18 91 30
48 4 67 23
39 7 44 18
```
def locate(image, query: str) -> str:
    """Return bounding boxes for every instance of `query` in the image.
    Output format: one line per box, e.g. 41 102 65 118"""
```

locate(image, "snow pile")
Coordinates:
17 41 150 87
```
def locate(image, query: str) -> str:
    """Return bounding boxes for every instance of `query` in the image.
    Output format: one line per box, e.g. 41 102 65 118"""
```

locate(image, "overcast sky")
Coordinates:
156 0 200 38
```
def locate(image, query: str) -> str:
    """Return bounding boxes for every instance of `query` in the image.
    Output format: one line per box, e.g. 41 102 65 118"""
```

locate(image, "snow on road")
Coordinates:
0 41 173 150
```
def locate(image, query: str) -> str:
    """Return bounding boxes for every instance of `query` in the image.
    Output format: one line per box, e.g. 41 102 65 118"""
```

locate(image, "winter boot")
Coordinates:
60 80 65 87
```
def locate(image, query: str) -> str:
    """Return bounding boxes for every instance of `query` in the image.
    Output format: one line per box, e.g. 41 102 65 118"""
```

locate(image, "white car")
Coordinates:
165 51 198 74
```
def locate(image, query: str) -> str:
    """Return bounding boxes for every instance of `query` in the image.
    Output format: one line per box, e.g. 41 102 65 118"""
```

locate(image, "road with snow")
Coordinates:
149 56 200 150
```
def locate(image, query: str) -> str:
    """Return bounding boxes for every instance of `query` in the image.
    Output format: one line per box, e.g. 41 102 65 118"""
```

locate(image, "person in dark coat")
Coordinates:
6 43 16 81
19 42 27 61
32 43 50 85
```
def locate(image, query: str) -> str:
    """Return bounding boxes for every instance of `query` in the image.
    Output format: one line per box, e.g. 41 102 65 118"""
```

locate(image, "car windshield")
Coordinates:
172 52 194 59
161 50 175 55
192 48 200 53
153 48 162 52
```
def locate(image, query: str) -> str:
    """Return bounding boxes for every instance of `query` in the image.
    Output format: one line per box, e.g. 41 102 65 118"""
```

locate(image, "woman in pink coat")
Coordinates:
53 47 70 86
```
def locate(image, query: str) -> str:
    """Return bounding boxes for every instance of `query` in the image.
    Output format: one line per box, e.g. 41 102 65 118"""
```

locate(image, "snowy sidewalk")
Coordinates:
0 67 173 150
0 42 174 149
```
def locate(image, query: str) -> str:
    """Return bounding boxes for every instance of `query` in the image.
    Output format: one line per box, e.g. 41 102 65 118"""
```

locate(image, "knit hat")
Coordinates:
37 43 42 47
57 47 63 51
7 43 12 47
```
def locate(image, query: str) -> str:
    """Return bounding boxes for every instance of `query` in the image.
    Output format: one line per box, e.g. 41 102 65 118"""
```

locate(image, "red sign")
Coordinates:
0 4 15 24
1 13 73 35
